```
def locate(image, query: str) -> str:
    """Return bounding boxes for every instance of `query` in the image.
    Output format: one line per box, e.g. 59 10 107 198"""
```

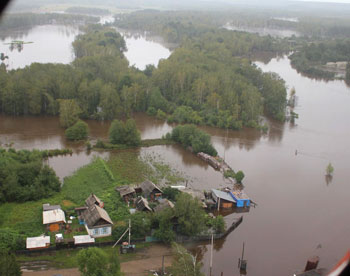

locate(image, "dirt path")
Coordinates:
22 244 173 276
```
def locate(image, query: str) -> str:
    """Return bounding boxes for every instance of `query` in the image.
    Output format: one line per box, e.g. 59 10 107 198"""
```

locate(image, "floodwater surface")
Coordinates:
0 25 79 70
0 38 349 275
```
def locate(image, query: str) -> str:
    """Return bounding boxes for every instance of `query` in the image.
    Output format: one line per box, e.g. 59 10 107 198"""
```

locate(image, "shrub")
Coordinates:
65 120 89 141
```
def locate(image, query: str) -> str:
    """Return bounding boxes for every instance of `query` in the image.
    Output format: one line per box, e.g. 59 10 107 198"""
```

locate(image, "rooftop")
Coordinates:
43 203 61 211
116 185 136 197
82 204 113 228
231 190 250 200
74 235 95 245
211 189 236 203
26 236 50 249
43 209 66 225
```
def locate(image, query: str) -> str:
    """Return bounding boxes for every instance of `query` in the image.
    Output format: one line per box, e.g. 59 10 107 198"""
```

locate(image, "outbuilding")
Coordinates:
26 236 50 250
43 206 66 232
211 189 236 209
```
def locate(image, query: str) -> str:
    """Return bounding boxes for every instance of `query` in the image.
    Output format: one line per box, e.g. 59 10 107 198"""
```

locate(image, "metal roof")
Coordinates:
74 235 95 245
43 209 66 225
26 236 50 249
43 203 61 211
211 189 236 203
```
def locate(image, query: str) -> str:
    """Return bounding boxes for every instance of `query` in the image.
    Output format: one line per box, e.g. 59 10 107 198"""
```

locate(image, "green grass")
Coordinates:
0 157 117 237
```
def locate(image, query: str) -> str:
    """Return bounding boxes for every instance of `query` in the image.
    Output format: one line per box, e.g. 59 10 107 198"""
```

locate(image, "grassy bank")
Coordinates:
93 138 175 150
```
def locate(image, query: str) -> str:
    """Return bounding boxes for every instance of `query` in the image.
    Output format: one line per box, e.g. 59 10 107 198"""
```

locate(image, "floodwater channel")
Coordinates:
0 20 350 275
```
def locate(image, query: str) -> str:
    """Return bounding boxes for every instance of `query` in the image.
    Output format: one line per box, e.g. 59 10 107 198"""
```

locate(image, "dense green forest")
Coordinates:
0 18 287 129
0 148 60 203
290 40 350 79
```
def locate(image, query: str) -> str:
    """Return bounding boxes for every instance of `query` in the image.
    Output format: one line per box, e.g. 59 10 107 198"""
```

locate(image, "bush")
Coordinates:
109 119 141 146
235 170 245 183
156 109 167 120
168 125 217 156
224 170 235 179
65 120 89 141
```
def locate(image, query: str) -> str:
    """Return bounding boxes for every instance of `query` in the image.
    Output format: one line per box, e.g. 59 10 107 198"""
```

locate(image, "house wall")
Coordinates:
85 225 112 238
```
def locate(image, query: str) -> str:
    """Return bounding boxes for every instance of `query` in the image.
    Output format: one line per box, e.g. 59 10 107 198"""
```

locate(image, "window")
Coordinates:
93 228 99 235
101 227 108 234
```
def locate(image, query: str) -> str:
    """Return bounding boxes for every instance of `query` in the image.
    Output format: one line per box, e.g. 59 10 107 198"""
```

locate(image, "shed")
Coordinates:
26 236 50 250
85 193 104 208
138 180 162 200
43 209 66 232
115 185 136 201
230 190 250 207
136 196 153 212
74 235 95 245
211 189 236 209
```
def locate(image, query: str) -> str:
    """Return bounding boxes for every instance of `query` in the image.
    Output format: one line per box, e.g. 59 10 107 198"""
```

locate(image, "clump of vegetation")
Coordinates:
326 162 334 176
235 170 245 183
170 243 204 276
65 120 89 141
109 119 141 146
224 169 235 179
0 148 60 203
0 249 21 276
77 247 121 276
58 99 82 128
167 124 217 156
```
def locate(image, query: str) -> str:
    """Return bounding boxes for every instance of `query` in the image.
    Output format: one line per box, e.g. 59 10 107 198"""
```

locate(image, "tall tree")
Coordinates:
170 243 204 276
58 99 82 128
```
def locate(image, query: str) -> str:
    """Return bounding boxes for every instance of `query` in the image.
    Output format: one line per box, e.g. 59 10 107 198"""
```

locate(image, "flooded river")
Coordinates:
1 18 350 275
1 55 350 275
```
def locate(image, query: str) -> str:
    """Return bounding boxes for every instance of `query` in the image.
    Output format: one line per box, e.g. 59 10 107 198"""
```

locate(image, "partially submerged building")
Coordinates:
211 189 236 209
76 194 113 238
230 190 250 207
42 204 66 232
26 236 50 250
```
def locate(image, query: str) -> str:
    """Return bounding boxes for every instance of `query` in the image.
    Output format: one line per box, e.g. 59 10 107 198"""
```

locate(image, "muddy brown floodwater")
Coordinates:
1 55 350 275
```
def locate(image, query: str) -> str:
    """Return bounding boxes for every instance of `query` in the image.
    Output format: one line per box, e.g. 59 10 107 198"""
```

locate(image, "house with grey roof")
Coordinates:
115 185 136 202
211 189 237 209
76 194 113 238
136 180 162 200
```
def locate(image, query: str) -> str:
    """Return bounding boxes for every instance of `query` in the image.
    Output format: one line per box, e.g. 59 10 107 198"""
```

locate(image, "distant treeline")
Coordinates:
0 12 98 34
65 6 110 16
290 39 350 79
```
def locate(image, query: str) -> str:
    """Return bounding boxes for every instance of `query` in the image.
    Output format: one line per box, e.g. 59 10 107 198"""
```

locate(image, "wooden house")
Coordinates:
76 194 113 238
137 180 162 200
135 196 153 212
116 185 136 202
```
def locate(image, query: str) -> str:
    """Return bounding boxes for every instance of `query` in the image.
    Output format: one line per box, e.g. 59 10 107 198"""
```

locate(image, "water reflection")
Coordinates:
116 28 172 70
0 25 80 70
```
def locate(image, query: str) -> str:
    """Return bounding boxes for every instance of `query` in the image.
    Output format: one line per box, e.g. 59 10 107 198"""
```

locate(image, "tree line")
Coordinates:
1 18 287 130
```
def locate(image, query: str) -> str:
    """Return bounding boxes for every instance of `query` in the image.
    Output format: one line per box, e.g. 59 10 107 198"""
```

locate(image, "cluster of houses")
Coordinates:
26 180 172 250
116 180 175 213
26 178 250 250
